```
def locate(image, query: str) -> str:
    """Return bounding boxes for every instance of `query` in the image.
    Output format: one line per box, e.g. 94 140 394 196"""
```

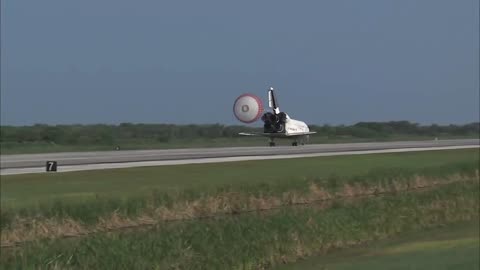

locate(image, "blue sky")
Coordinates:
1 0 478 126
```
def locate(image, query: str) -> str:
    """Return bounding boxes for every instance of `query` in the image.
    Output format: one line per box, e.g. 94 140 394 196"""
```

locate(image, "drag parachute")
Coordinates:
233 93 264 123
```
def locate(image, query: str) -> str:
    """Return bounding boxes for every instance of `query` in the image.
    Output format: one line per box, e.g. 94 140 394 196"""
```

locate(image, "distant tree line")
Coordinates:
1 121 478 146
310 121 479 139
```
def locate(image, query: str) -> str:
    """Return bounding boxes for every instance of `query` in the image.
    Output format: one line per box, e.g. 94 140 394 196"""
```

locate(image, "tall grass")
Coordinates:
1 181 478 269
1 161 478 246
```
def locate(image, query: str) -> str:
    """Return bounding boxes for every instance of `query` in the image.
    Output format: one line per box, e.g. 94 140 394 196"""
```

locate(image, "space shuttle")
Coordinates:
239 87 316 146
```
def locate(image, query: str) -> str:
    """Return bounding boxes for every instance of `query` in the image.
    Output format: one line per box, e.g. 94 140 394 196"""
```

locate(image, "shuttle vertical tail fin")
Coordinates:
268 87 280 114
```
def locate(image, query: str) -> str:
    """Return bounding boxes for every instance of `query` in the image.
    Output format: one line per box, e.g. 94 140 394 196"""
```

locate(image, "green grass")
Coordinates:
1 135 475 154
2 149 478 209
1 182 478 270
277 221 480 270
1 149 477 232
2 148 478 269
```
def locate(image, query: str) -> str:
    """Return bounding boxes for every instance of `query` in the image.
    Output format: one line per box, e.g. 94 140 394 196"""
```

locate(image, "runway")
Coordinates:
1 139 478 175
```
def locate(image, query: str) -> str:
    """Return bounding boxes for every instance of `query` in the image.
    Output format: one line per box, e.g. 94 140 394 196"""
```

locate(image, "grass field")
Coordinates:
277 220 480 270
1 149 478 246
1 182 478 269
0 149 480 269
1 149 478 269
1 135 474 154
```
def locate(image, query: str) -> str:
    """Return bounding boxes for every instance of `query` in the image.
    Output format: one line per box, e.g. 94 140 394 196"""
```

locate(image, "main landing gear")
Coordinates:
267 139 304 147
292 139 305 147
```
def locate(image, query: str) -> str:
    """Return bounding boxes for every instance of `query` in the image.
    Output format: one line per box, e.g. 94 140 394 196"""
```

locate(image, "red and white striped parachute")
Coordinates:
233 94 264 123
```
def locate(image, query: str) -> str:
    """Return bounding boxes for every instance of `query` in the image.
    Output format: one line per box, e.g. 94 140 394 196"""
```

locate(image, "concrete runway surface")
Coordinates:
1 139 478 175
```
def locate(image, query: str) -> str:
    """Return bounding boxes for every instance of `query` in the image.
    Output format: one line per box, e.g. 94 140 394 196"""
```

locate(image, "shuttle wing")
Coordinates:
239 131 316 137
295 131 317 135
239 132 289 137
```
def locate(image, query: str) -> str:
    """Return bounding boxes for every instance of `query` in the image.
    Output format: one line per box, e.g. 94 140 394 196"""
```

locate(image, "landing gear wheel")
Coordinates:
269 142 276 147
292 142 298 146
